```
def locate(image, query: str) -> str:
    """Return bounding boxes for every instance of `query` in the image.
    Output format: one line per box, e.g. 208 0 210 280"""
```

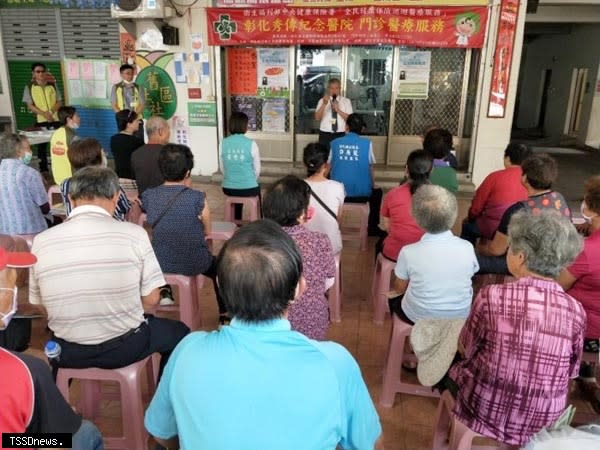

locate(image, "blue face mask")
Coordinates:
21 152 33 165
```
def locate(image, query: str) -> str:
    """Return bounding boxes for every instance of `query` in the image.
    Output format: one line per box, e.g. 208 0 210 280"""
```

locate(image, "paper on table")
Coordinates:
93 61 106 80
68 79 82 99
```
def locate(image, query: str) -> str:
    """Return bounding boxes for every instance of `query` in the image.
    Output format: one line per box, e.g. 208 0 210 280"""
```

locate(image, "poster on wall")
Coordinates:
397 51 431 100
228 48 257 96
174 53 204 84
188 102 217 126
488 0 519 118
232 96 258 131
257 48 289 98
120 32 137 65
207 6 488 48
64 58 120 108
262 98 287 133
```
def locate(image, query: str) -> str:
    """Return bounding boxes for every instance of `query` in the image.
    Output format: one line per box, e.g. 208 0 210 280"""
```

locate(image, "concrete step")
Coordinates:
205 161 475 196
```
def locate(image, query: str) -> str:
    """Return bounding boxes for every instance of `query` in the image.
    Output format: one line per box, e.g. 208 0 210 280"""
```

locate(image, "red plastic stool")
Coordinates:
158 273 205 330
370 253 396 325
341 202 369 251
224 196 260 225
328 253 342 323
56 355 158 450
380 315 440 407
432 391 512 450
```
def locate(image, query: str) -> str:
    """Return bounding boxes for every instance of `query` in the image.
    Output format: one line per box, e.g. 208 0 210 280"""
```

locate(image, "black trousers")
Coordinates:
346 188 383 231
222 186 262 222
318 130 345 149
51 315 189 379
33 121 60 172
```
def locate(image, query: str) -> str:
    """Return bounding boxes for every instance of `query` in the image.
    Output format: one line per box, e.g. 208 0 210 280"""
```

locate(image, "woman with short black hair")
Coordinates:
110 109 144 179
263 175 336 340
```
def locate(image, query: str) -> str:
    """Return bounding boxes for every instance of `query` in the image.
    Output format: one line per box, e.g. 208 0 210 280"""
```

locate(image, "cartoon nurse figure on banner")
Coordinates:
455 12 480 46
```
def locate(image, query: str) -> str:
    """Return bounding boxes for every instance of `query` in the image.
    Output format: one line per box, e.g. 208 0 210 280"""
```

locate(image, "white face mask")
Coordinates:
0 287 17 330
581 201 596 223
69 122 80 130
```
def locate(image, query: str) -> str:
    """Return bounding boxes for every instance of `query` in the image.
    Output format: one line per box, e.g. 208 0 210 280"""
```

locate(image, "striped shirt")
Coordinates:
0 158 48 235
29 205 165 345
449 277 586 445
60 178 131 221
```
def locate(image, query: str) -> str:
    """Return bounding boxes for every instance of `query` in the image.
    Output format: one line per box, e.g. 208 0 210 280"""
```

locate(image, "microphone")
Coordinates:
332 94 337 102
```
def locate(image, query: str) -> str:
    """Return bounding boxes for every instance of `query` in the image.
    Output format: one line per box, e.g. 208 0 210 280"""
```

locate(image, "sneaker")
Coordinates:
159 286 175 306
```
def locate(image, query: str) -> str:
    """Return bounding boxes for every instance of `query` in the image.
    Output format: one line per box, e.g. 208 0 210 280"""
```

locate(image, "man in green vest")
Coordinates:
111 64 145 139
22 62 62 173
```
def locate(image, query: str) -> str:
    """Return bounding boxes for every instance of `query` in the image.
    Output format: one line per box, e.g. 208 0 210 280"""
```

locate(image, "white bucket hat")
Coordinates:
410 318 466 387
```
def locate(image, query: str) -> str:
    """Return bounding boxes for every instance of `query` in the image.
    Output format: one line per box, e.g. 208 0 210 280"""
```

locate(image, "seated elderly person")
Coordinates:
145 219 383 450
60 137 131 221
263 175 336 340
0 246 104 450
449 210 586 447
389 185 479 324
476 153 571 274
29 166 189 376
0 133 56 236
461 142 532 244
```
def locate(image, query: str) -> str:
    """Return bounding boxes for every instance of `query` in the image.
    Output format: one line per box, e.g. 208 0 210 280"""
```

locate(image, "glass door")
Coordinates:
345 45 393 163
294 46 343 160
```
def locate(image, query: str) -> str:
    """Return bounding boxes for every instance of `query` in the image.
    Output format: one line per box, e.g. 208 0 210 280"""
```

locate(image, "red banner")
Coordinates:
228 47 258 95
487 0 519 118
207 6 489 48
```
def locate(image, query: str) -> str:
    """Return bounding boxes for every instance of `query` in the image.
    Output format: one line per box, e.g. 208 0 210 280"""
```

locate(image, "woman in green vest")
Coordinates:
50 106 80 185
220 112 261 221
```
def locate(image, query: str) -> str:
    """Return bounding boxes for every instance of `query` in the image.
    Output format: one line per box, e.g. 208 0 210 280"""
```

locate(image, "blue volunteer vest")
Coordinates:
330 132 372 197
221 134 258 189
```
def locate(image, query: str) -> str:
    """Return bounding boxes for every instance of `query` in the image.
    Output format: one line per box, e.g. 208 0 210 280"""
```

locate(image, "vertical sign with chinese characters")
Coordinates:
120 32 137 65
228 48 258 96
487 0 519 118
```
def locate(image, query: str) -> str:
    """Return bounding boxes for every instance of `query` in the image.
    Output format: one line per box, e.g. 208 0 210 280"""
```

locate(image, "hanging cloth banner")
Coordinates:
207 6 488 48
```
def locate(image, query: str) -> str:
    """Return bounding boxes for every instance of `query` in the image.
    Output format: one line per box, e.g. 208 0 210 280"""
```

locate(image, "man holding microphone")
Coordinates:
315 78 353 148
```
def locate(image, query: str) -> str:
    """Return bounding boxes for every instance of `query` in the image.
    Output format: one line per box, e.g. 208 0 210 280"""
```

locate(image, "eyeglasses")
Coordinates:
34 70 46 73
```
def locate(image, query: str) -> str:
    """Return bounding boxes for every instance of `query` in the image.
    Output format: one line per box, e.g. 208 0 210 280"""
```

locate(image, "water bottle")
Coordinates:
44 340 61 363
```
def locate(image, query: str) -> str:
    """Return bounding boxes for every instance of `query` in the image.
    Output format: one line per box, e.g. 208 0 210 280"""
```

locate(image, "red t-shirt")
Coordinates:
0 348 34 450
567 228 600 339
468 166 528 219
380 183 424 261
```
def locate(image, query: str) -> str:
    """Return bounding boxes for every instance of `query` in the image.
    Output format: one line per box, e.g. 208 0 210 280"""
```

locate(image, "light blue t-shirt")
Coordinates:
145 318 381 450
221 134 258 190
395 231 479 322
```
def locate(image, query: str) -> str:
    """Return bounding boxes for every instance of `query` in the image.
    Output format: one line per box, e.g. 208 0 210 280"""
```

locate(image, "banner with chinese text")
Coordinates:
207 6 488 48
487 0 519 118
215 0 489 7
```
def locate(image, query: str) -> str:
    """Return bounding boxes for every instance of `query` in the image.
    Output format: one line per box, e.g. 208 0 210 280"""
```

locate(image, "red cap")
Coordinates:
0 247 37 269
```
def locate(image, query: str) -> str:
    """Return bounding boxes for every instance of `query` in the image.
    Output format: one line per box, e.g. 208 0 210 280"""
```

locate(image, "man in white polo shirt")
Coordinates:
29 166 189 376
315 78 353 148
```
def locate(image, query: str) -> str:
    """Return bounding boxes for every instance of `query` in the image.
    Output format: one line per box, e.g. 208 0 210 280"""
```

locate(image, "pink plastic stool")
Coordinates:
47 185 63 207
432 391 511 450
341 203 369 251
329 253 342 323
157 273 205 330
224 196 260 225
207 221 237 242
56 356 157 450
380 315 439 407
370 252 396 325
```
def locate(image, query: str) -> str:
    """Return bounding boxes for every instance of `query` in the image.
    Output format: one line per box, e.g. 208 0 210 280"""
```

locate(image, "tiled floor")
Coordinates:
24 145 600 449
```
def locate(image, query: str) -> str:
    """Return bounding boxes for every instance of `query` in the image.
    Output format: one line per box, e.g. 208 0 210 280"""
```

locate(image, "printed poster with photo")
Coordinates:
262 98 287 133
257 48 289 98
397 51 431 100
233 96 258 131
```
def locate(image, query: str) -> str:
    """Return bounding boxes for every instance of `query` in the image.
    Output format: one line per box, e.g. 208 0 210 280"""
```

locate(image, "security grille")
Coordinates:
393 48 466 136
61 9 119 59
0 9 60 59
